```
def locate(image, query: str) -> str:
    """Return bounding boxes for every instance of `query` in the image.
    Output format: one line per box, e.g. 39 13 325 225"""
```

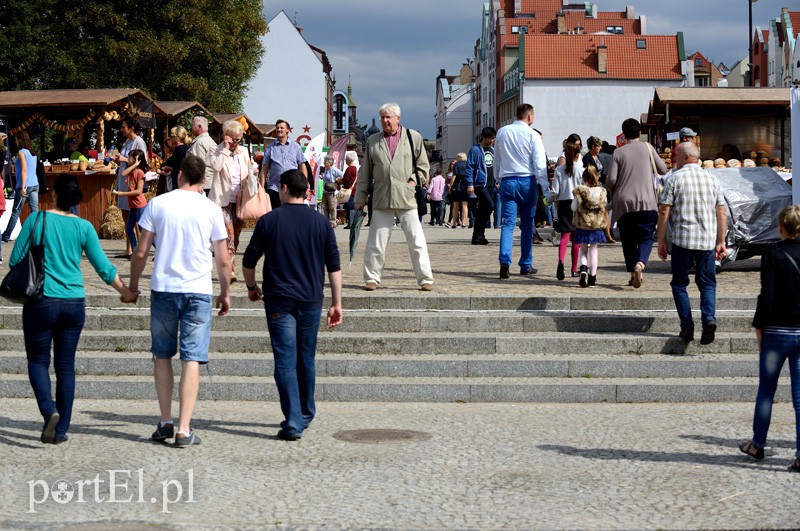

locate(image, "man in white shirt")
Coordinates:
129 155 231 448
494 103 548 279
187 116 218 194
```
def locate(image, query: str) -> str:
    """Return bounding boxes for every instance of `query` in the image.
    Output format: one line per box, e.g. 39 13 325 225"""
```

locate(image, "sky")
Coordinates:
254 0 791 139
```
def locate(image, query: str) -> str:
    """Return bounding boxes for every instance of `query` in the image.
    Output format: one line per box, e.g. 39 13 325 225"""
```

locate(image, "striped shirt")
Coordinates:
659 163 725 251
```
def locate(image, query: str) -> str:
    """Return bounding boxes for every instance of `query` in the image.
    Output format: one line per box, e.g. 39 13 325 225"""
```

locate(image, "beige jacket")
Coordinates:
209 143 249 207
355 126 429 211
187 132 218 190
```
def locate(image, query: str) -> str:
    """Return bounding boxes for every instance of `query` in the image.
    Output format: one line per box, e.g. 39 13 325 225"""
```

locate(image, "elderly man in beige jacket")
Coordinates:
354 103 433 291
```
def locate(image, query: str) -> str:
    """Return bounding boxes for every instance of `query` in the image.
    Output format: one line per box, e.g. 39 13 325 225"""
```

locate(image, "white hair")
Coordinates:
379 102 401 117
192 116 209 133
345 152 357 164
222 119 244 138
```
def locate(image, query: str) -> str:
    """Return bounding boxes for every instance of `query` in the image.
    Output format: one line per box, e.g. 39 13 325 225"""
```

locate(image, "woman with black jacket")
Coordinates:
740 205 800 472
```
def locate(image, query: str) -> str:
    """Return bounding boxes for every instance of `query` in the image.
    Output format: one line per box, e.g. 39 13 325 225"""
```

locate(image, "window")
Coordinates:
636 39 646 49
606 26 614 33
695 76 709 87
511 26 520 34
614 26 623 34
695 58 703 67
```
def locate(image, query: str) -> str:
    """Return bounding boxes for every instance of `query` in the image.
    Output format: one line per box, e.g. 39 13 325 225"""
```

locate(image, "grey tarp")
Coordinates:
708 167 793 262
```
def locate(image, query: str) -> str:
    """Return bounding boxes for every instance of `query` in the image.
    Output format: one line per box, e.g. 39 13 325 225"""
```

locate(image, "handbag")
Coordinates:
0 211 46 304
335 186 352 204
236 177 271 221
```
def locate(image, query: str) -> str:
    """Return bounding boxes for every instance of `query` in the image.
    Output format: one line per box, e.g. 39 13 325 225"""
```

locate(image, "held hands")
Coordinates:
327 305 343 328
120 287 139 304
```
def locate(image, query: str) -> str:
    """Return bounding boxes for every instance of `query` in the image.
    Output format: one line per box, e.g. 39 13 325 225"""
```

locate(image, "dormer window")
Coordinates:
695 58 703 67
636 39 646 49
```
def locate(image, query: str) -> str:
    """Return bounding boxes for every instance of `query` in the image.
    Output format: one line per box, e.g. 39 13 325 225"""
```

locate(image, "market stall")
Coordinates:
211 113 265 154
155 100 213 137
641 87 792 168
0 88 168 232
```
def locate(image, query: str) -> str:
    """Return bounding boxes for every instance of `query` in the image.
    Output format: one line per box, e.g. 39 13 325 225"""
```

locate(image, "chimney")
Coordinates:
557 13 565 33
597 44 607 74
625 5 635 19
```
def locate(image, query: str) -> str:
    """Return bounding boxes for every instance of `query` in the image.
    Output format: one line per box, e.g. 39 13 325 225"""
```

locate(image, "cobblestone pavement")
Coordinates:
0 399 798 529
47 223 763 298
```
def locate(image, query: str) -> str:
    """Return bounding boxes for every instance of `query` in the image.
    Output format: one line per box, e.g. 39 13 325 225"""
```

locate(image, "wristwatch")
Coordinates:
246 284 257 291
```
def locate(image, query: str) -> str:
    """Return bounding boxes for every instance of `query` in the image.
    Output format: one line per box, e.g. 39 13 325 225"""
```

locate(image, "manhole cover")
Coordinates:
333 429 432 444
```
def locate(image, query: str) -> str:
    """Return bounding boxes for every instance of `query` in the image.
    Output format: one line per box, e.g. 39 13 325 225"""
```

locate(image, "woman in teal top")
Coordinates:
2 130 39 245
10 173 137 444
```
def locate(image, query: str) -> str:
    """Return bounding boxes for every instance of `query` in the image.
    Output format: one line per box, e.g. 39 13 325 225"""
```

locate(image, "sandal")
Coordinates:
739 440 765 460
791 458 800 472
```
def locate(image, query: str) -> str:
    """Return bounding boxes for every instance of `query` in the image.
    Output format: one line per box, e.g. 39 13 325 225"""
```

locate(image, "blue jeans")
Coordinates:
23 297 86 440
126 207 144 250
266 303 323 436
492 186 502 228
498 176 537 271
670 244 717 332
3 185 39 241
752 331 800 457
617 210 657 272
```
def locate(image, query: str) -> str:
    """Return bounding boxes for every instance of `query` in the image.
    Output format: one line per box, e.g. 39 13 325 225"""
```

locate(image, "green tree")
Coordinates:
0 0 268 112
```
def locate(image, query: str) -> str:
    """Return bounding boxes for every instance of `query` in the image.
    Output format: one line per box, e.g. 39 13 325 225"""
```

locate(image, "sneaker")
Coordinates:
277 429 302 441
364 282 378 291
174 431 201 448
571 271 579 278
520 267 537 275
579 265 588 288
471 238 489 245
700 321 717 345
588 274 596 287
41 412 60 444
53 435 69 445
556 262 565 281
499 264 510 279
152 422 174 441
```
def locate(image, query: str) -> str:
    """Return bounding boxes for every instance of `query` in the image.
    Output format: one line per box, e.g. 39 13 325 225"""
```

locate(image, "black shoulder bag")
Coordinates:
405 128 421 187
0 211 46 304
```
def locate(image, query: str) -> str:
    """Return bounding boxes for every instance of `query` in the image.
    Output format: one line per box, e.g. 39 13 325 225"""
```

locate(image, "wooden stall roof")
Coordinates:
212 113 263 135
155 100 211 117
653 87 791 107
0 88 167 113
257 123 276 137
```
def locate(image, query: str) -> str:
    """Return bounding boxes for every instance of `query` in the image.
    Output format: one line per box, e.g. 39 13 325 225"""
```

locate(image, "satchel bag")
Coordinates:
236 177 271 221
335 186 352 204
0 211 46 304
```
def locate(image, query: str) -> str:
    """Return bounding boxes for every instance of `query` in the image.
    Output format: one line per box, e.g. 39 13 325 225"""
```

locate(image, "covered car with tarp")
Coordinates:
709 167 793 266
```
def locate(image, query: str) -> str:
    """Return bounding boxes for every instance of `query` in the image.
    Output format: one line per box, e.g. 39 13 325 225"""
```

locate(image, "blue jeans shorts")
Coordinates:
150 291 212 363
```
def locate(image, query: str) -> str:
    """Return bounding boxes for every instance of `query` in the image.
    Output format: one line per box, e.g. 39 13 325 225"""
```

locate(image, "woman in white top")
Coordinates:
548 141 583 280
210 119 250 282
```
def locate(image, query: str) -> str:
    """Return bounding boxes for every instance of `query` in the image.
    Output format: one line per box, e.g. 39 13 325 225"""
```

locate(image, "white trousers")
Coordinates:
363 209 434 286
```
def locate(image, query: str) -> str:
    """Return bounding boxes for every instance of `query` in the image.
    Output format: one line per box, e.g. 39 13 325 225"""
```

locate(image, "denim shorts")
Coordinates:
150 291 212 363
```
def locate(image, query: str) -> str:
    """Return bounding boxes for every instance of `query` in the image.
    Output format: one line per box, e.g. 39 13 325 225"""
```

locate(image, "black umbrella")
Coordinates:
348 209 366 265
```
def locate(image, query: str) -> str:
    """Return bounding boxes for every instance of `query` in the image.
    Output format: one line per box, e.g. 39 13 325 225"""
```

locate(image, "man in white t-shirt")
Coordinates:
129 154 231 448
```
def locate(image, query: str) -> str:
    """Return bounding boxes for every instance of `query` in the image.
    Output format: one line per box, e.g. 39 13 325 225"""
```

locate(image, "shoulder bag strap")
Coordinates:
406 127 420 187
778 249 800 277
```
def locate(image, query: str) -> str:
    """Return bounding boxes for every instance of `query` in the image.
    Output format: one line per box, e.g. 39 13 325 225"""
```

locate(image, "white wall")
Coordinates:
242 11 326 147
440 85 475 161
522 79 682 155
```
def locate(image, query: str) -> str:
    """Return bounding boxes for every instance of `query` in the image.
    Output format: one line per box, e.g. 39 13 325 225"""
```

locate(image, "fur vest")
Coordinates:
573 185 607 230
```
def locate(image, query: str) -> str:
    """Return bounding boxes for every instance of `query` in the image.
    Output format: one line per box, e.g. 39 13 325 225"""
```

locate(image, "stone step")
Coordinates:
0 308 758 333
0 373 787 403
0 330 758 355
0 352 776 379
0 294 757 311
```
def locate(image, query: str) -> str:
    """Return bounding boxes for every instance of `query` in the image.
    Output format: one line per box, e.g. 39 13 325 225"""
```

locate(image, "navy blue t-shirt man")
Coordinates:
242 169 343 441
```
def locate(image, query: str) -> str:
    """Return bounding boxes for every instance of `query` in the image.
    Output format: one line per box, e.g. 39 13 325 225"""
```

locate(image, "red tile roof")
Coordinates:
523 34 682 80
790 13 800 38
561 12 642 34
519 0 563 18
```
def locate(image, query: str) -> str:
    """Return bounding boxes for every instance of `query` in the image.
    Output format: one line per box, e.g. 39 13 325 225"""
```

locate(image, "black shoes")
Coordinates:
701 321 717 345
556 262 565 281
41 412 60 444
499 264 510 279
679 329 694 342
471 238 489 245
579 265 588 288
739 440 765 460
520 267 537 275
277 429 302 441
588 274 596 287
